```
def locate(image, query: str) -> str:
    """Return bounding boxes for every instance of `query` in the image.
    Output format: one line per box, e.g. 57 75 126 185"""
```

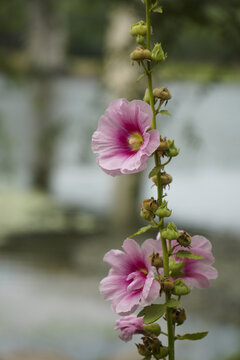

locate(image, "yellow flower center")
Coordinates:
128 132 143 151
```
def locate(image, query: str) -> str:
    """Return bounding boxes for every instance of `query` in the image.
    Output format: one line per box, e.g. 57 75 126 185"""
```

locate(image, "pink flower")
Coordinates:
143 234 218 289
92 99 160 176
115 315 144 342
99 238 160 315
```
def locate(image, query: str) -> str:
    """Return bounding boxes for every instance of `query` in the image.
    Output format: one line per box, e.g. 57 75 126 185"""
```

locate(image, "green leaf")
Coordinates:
148 165 163 178
176 332 208 341
160 110 171 116
129 225 153 238
153 6 163 13
138 304 166 324
137 73 145 82
175 250 203 260
166 298 179 308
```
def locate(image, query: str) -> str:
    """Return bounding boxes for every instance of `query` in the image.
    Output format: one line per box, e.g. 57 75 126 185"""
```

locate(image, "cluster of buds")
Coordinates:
140 198 173 221
137 335 169 359
153 86 171 106
156 137 180 159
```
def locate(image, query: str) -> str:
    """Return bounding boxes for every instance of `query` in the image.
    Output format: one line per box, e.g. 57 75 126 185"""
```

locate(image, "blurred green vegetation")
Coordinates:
0 0 239 68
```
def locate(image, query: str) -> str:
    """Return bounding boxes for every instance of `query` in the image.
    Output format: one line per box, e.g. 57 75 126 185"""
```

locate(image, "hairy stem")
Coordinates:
145 1 175 359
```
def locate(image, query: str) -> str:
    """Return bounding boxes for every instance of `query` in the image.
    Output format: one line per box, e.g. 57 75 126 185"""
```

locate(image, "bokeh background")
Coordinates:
0 0 239 359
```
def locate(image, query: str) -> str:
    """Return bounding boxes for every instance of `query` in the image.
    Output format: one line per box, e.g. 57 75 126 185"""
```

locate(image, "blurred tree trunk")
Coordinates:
26 0 66 191
104 4 145 233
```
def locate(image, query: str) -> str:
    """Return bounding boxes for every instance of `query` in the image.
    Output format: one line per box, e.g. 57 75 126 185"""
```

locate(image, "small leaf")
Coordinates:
129 225 153 238
148 165 163 178
176 332 208 341
153 6 163 13
175 250 203 260
137 73 145 82
160 110 171 116
166 298 179 308
138 304 166 324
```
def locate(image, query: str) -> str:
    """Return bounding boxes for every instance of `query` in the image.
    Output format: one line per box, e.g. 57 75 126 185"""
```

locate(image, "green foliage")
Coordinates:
176 331 208 340
160 110 171 116
166 298 179 308
129 225 153 238
175 250 203 260
138 304 166 324
148 165 163 178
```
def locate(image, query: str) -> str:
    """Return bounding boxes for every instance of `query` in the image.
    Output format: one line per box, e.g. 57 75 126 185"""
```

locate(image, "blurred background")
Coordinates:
0 0 239 359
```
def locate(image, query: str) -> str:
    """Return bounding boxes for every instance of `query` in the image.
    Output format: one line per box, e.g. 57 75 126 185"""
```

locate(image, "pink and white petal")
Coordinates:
141 130 160 156
116 292 141 315
96 152 127 176
99 275 126 300
142 279 161 306
183 273 210 289
142 238 162 256
103 249 131 275
121 151 149 174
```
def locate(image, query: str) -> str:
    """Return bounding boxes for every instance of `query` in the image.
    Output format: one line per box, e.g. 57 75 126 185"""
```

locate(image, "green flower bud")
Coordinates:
155 346 169 359
130 21 147 36
151 43 166 62
173 279 191 296
155 200 172 218
136 34 145 46
143 323 161 337
162 222 179 240
143 88 151 104
169 258 185 278
168 140 180 157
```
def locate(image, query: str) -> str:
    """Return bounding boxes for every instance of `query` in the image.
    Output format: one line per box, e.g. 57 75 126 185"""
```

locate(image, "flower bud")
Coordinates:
157 137 169 153
177 231 192 247
130 47 152 61
169 258 185 278
161 172 172 186
155 346 169 359
136 34 145 46
150 252 163 268
175 308 186 326
143 88 151 104
155 200 172 218
153 87 172 101
136 343 151 356
130 21 147 36
143 323 161 337
168 140 180 157
173 279 190 296
162 277 174 292
143 336 161 353
140 208 154 221
162 222 179 240
151 43 166 62
142 197 158 213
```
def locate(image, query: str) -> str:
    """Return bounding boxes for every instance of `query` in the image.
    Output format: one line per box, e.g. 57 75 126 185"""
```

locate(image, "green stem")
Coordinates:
145 1 175 360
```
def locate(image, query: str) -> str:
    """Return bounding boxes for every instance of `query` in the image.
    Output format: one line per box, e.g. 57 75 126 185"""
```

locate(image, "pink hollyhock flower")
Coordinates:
99 238 160 315
143 234 218 289
115 315 144 342
92 98 160 176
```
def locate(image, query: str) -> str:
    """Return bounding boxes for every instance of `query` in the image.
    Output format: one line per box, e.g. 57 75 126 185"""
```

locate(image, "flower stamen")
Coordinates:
128 132 143 151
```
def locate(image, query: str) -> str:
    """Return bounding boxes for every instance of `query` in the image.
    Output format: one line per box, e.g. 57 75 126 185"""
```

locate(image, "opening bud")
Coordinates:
168 140 180 157
177 231 192 247
143 323 161 337
130 47 152 61
136 34 145 46
173 279 191 296
143 335 161 354
130 21 147 36
162 222 179 240
151 43 166 62
155 200 172 218
153 87 172 101
157 136 169 156
143 88 151 104
140 208 154 221
150 252 164 268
